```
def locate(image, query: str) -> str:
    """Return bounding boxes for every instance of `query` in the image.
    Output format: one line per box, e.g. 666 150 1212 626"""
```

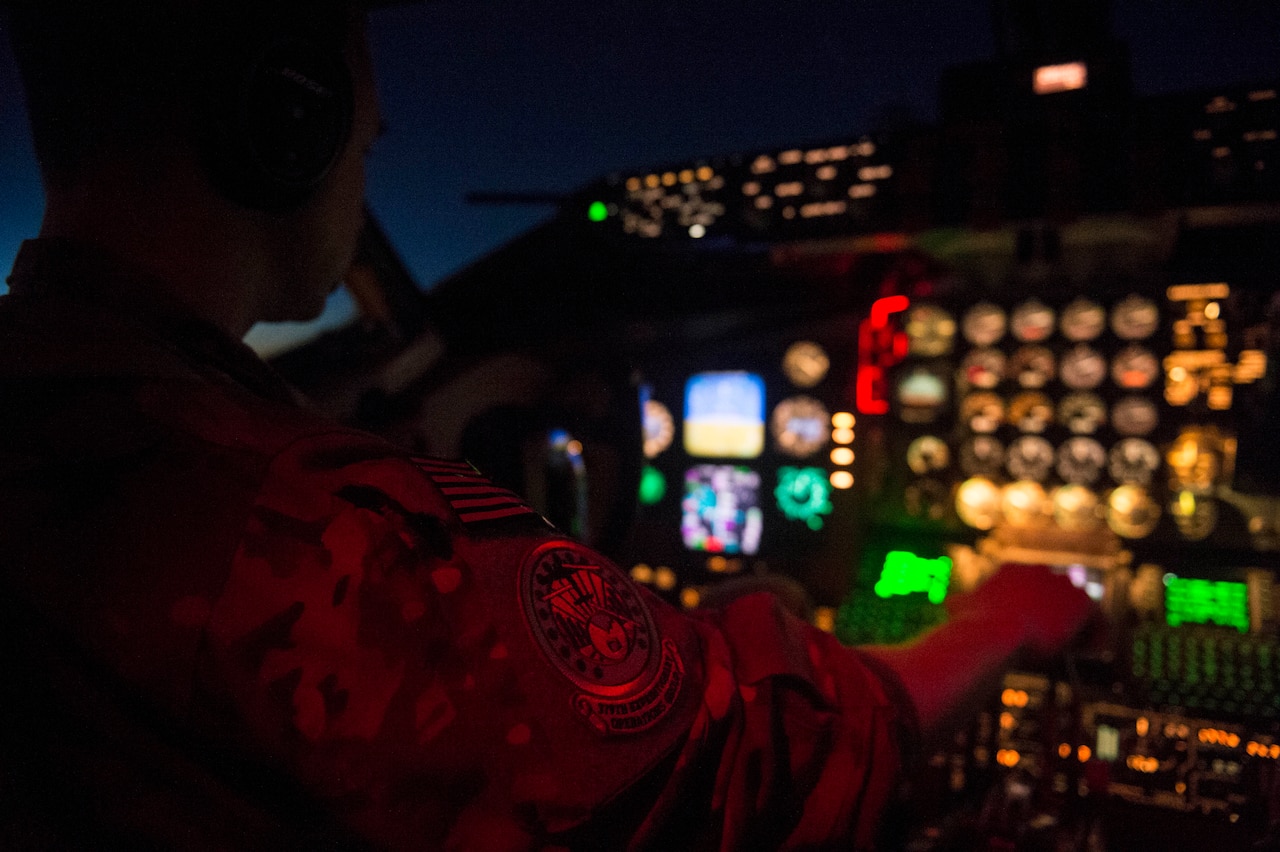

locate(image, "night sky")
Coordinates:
2 1 1277 348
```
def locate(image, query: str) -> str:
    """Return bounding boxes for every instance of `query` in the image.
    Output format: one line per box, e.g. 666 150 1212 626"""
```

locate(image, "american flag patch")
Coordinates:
411 456 545 527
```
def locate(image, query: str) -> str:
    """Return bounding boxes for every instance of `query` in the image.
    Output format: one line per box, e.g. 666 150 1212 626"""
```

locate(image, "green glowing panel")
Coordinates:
1165 577 1248 633
587 201 609 222
638 465 667 506
774 466 833 530
874 550 952 604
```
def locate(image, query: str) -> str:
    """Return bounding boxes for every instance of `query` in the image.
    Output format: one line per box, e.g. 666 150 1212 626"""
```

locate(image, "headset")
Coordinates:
202 23 355 212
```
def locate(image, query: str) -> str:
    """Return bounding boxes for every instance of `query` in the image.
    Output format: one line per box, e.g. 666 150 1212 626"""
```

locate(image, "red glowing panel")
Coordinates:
856 295 910 415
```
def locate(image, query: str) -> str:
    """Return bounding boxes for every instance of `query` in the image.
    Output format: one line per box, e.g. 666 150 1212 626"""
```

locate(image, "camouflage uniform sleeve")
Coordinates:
200 430 903 850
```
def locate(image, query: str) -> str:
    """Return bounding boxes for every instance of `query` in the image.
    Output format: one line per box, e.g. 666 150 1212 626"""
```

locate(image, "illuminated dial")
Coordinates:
1107 485 1161 539
782 341 830 388
1057 392 1107 435
1052 484 1101 531
1111 396 1158 436
643 400 675 458
770 396 830 457
1008 345 1056 388
906 304 957 357
1060 298 1106 341
906 435 950 475
896 367 948 424
1056 437 1107 485
962 302 1008 346
1059 344 1106 390
956 476 1003 530
1006 435 1055 482
1110 294 1160 340
960 392 1004 433
1111 344 1160 390
960 347 1006 390
1108 438 1160 487
960 436 1005 478
1008 391 1054 433
1001 480 1047 527
774 466 834 530
1010 299 1056 343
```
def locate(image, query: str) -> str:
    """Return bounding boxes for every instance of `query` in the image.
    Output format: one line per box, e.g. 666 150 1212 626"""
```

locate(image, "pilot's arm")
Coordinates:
202 429 1090 850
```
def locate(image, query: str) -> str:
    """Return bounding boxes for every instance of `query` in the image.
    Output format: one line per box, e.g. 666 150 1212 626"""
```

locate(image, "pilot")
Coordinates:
0 1 1093 849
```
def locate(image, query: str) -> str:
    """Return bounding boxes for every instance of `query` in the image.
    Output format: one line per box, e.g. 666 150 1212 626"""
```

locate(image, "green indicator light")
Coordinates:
874 550 952 604
638 465 667 505
1165 576 1249 633
774 466 833 529
587 201 609 222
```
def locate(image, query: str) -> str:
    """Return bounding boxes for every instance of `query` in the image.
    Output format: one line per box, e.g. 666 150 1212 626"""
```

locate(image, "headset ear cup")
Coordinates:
205 37 354 211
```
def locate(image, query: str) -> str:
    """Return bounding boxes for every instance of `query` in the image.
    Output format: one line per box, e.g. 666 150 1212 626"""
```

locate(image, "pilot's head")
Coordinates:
4 0 383 328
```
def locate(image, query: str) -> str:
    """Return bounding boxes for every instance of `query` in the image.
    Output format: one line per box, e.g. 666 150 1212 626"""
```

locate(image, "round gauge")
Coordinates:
956 476 1003 530
1010 299 1056 343
904 478 950 521
960 392 1004 433
1008 392 1054 434
1056 437 1107 485
1052 484 1101 531
906 435 950 475
906 304 957 357
1006 435 1055 481
960 347 1006 390
1111 345 1160 390
1108 438 1160 487
1001 480 1048 527
643 400 675 458
775 467 836 530
962 302 1007 346
1060 298 1106 342
960 436 1005 478
1107 485 1161 539
1111 396 1158 437
771 396 830 458
1057 392 1107 435
896 367 948 424
782 341 830 388
1059 344 1107 390
1110 295 1160 340
1007 345 1056 389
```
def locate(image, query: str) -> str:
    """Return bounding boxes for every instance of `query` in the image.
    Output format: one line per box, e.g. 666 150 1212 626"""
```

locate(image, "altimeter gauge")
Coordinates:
1006 435 1055 482
1011 299 1056 343
1059 344 1106 390
1110 294 1160 340
1060 297 1106 342
1057 393 1106 435
906 304 957 357
962 302 1007 346
959 347 1005 390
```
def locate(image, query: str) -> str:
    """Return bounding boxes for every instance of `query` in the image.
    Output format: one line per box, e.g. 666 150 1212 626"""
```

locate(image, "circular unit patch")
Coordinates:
520 541 661 697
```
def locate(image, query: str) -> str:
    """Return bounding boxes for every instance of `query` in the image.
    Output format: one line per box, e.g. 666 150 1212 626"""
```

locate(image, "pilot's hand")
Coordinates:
946 563 1096 658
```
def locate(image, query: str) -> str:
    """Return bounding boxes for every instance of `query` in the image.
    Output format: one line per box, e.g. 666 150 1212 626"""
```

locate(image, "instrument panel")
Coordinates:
277 63 1280 852
602 222 1280 849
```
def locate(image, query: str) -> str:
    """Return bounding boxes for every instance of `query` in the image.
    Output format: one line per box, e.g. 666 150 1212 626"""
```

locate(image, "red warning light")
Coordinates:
856 295 910 415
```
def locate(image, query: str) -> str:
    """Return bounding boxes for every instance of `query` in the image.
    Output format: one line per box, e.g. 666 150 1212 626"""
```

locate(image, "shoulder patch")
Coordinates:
519 540 683 735
411 456 551 533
